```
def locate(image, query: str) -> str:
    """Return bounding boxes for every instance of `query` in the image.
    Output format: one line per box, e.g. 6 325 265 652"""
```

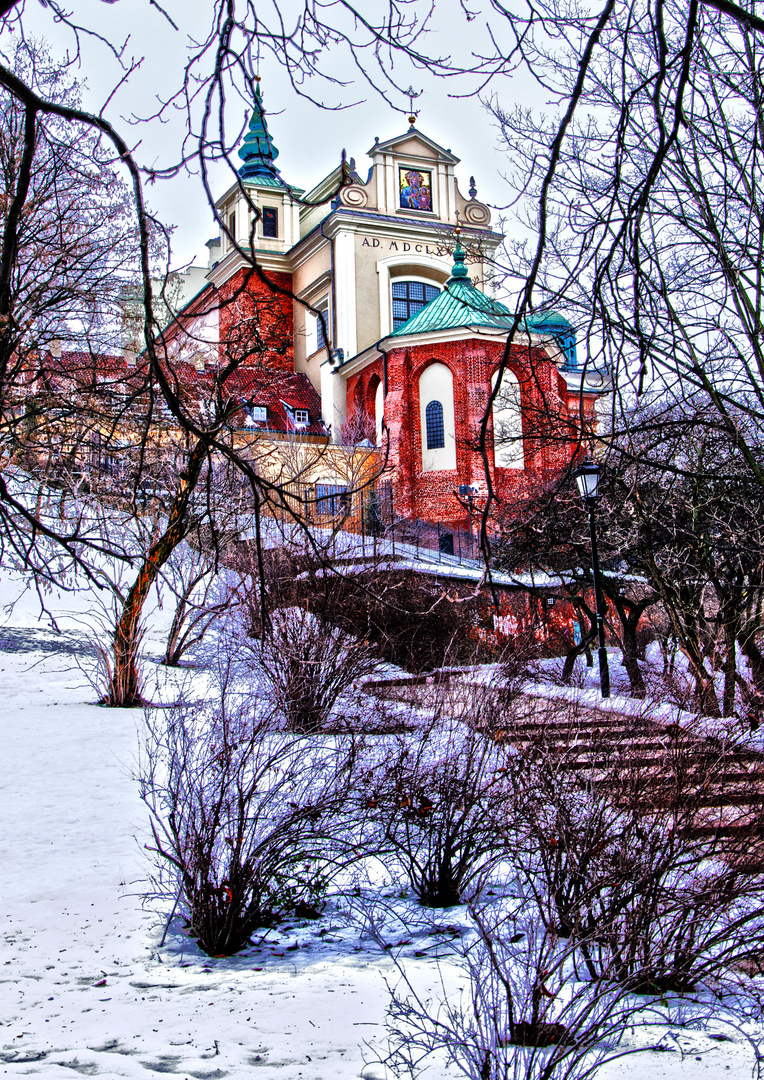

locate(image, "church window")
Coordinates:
425 400 445 449
262 207 278 238
228 211 236 242
491 368 525 469
392 280 440 330
374 376 384 446
419 363 456 472
314 299 330 352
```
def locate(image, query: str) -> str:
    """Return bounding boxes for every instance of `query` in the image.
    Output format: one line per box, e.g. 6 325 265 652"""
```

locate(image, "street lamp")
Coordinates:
571 459 611 698
458 482 479 556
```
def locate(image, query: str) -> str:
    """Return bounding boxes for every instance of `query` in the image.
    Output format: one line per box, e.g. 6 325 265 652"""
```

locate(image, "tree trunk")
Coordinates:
606 589 658 700
621 638 646 699
161 594 190 667
561 605 596 682
722 609 738 718
103 438 208 706
739 634 764 698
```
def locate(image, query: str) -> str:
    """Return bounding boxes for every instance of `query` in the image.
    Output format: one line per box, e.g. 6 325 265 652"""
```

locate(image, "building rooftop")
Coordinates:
389 243 579 367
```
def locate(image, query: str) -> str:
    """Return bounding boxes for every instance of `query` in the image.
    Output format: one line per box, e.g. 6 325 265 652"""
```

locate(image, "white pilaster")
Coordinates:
320 359 347 442
334 229 357 358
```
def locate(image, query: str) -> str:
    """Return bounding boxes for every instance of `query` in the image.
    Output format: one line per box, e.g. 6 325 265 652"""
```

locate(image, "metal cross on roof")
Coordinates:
404 86 422 125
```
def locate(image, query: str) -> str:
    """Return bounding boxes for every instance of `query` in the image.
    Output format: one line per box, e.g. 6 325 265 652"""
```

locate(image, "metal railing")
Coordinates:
232 480 497 572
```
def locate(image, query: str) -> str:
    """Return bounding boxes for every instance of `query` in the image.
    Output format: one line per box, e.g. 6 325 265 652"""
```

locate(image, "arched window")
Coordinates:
374 377 384 446
491 368 524 469
425 401 445 449
392 280 440 330
419 363 456 472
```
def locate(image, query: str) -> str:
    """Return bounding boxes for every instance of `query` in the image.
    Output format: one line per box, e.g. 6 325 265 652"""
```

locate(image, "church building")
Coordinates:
164 85 606 531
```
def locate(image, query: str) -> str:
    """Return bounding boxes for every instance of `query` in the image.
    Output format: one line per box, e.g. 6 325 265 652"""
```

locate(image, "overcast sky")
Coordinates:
16 0 537 270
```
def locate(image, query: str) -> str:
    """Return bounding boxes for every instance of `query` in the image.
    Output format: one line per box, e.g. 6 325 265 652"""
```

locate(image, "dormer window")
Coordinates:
251 405 268 423
262 207 278 238
294 409 310 427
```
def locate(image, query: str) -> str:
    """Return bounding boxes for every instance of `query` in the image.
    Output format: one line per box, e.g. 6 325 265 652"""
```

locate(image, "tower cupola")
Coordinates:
238 83 282 184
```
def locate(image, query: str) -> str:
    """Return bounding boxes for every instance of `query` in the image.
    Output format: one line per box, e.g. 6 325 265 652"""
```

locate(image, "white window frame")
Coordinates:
419 362 456 472
376 255 451 338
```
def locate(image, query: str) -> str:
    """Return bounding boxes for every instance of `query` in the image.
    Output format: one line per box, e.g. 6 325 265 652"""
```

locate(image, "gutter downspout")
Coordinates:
319 221 338 356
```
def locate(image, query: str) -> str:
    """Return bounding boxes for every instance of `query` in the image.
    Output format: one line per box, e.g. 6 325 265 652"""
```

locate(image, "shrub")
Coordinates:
139 692 359 956
356 690 508 907
498 694 764 993
256 605 380 732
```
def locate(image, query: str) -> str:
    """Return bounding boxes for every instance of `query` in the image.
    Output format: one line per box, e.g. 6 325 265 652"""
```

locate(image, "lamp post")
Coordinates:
571 459 611 699
459 482 478 558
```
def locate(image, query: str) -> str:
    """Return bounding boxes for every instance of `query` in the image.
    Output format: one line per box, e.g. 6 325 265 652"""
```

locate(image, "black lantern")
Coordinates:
571 458 600 501
571 458 610 698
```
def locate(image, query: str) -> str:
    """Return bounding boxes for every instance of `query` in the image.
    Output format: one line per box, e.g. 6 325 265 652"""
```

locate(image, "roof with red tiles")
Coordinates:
28 349 326 436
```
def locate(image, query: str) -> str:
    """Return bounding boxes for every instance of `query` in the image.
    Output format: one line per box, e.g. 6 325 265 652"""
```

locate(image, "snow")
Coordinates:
0 566 762 1079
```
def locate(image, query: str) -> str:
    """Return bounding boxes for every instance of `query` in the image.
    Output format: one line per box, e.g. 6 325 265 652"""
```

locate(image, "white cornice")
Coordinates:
286 210 501 273
335 327 609 396
213 179 303 211
206 247 292 287
296 269 333 301
289 229 331 271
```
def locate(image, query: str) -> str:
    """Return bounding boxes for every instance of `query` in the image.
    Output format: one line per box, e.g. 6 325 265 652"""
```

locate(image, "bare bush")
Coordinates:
383 896 655 1080
497 695 764 994
158 540 248 667
138 685 361 956
380 690 764 1080
255 606 380 733
355 684 508 907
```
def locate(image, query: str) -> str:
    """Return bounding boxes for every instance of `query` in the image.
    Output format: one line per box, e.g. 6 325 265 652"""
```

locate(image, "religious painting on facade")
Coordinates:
399 167 433 211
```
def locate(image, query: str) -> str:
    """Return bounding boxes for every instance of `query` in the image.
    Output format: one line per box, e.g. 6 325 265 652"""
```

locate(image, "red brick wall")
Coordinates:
344 361 384 444
378 337 580 527
218 268 294 373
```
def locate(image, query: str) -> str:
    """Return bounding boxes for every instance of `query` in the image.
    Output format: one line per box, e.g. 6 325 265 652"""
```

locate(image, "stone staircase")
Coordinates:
365 670 764 866
489 695 764 868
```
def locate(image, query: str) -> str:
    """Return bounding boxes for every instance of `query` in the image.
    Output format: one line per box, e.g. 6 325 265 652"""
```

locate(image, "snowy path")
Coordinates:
0 620 408 1079
0 578 758 1079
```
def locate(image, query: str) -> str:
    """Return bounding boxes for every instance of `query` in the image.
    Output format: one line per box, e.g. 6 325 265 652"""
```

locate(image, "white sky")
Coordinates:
16 0 540 269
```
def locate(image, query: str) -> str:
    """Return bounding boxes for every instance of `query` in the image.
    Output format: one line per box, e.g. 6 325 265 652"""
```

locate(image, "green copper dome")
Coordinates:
389 242 516 336
238 84 282 183
524 310 577 368
388 248 579 369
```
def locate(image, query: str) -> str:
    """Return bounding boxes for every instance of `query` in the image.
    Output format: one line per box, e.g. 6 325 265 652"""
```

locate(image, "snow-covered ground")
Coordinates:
0 568 761 1079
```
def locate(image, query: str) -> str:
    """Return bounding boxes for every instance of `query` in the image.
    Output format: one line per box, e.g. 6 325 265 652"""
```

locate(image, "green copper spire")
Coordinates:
450 238 469 279
238 82 281 182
